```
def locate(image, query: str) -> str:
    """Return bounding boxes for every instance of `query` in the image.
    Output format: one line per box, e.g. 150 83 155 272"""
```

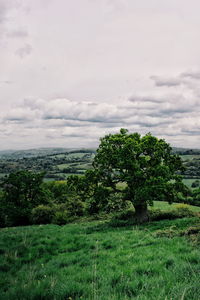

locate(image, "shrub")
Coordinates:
191 180 200 188
110 204 197 227
113 208 135 221
190 188 200 206
31 205 55 224
63 198 85 217
52 211 75 225
31 199 84 225
149 206 195 221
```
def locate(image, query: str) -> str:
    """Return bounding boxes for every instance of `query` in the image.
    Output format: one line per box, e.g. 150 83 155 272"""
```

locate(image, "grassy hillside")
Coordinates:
152 201 200 212
0 208 199 300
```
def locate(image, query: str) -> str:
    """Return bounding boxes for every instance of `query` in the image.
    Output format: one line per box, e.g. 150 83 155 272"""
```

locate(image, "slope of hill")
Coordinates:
0 212 199 300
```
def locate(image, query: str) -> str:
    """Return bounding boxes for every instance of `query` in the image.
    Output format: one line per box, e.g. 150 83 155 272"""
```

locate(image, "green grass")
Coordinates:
57 163 92 171
152 201 200 212
0 173 7 178
182 178 200 188
67 153 87 159
0 215 200 299
180 155 200 161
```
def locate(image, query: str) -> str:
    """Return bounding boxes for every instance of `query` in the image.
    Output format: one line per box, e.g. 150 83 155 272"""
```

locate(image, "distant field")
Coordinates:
0 173 7 178
152 201 200 212
182 178 200 188
57 163 72 170
0 214 199 300
180 154 200 161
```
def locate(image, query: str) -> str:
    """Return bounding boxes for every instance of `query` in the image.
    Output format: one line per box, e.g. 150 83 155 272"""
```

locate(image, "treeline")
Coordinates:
182 158 200 178
0 170 200 228
175 149 200 155
0 170 127 227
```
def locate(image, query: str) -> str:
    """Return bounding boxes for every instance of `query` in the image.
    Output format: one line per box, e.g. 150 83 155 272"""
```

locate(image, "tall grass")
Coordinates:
0 217 200 299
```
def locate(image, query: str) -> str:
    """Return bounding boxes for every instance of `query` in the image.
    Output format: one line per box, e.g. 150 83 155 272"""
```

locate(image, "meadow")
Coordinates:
0 202 200 300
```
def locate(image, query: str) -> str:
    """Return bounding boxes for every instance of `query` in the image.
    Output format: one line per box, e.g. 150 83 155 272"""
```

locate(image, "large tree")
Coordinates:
93 129 186 222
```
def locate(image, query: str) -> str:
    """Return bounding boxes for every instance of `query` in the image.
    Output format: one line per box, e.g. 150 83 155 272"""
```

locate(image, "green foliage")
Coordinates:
31 200 85 226
149 207 195 221
191 179 200 188
93 129 186 222
110 206 197 227
0 171 47 226
184 187 200 206
31 205 55 224
52 210 71 225
42 181 70 203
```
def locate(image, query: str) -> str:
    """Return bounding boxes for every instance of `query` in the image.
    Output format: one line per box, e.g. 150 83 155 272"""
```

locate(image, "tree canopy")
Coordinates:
93 129 186 222
0 170 47 226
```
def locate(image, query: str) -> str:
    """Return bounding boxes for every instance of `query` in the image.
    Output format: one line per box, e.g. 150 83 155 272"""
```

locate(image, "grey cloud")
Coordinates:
15 44 32 58
39 99 133 124
181 71 200 80
61 133 88 138
129 96 163 104
6 29 28 38
150 75 182 87
1 71 200 149
0 80 13 84
2 107 39 123
0 0 7 24
181 129 200 136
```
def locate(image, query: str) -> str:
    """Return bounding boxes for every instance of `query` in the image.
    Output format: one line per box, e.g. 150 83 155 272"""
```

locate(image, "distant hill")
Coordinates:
0 148 96 159
0 146 200 159
172 147 200 155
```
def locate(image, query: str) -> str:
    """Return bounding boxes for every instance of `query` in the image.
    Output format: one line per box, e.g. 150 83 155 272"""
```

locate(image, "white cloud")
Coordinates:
1 69 200 149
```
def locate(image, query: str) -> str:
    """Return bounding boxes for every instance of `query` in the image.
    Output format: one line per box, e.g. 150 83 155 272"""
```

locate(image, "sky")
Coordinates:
0 0 200 150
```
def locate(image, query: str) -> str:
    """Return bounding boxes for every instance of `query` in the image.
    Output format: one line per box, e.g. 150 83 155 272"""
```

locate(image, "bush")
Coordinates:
63 198 85 217
189 188 200 206
149 206 195 221
52 211 75 225
31 205 55 224
110 204 197 227
113 208 135 221
31 200 84 225
191 180 200 188
174 203 191 211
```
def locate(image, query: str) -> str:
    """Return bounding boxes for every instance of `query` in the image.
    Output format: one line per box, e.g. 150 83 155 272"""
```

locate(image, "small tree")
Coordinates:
93 129 186 222
0 170 47 226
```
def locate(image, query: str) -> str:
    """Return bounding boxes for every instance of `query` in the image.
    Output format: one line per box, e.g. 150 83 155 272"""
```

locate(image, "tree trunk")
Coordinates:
134 203 149 223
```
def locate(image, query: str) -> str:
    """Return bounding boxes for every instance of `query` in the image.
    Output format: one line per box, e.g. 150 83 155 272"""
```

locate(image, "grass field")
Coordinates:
180 155 200 161
152 201 200 212
182 178 200 188
0 204 200 300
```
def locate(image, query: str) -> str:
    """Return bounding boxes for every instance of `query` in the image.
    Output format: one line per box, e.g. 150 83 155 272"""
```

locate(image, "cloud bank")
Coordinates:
1 70 200 149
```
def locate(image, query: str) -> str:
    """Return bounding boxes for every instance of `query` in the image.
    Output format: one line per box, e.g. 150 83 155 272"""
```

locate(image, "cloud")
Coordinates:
181 71 200 80
6 29 28 39
0 1 6 24
0 80 13 84
2 107 40 123
1 68 200 149
150 75 182 87
15 44 32 58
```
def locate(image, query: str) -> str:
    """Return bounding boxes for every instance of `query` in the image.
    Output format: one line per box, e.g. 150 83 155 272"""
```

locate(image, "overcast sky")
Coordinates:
0 0 200 150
